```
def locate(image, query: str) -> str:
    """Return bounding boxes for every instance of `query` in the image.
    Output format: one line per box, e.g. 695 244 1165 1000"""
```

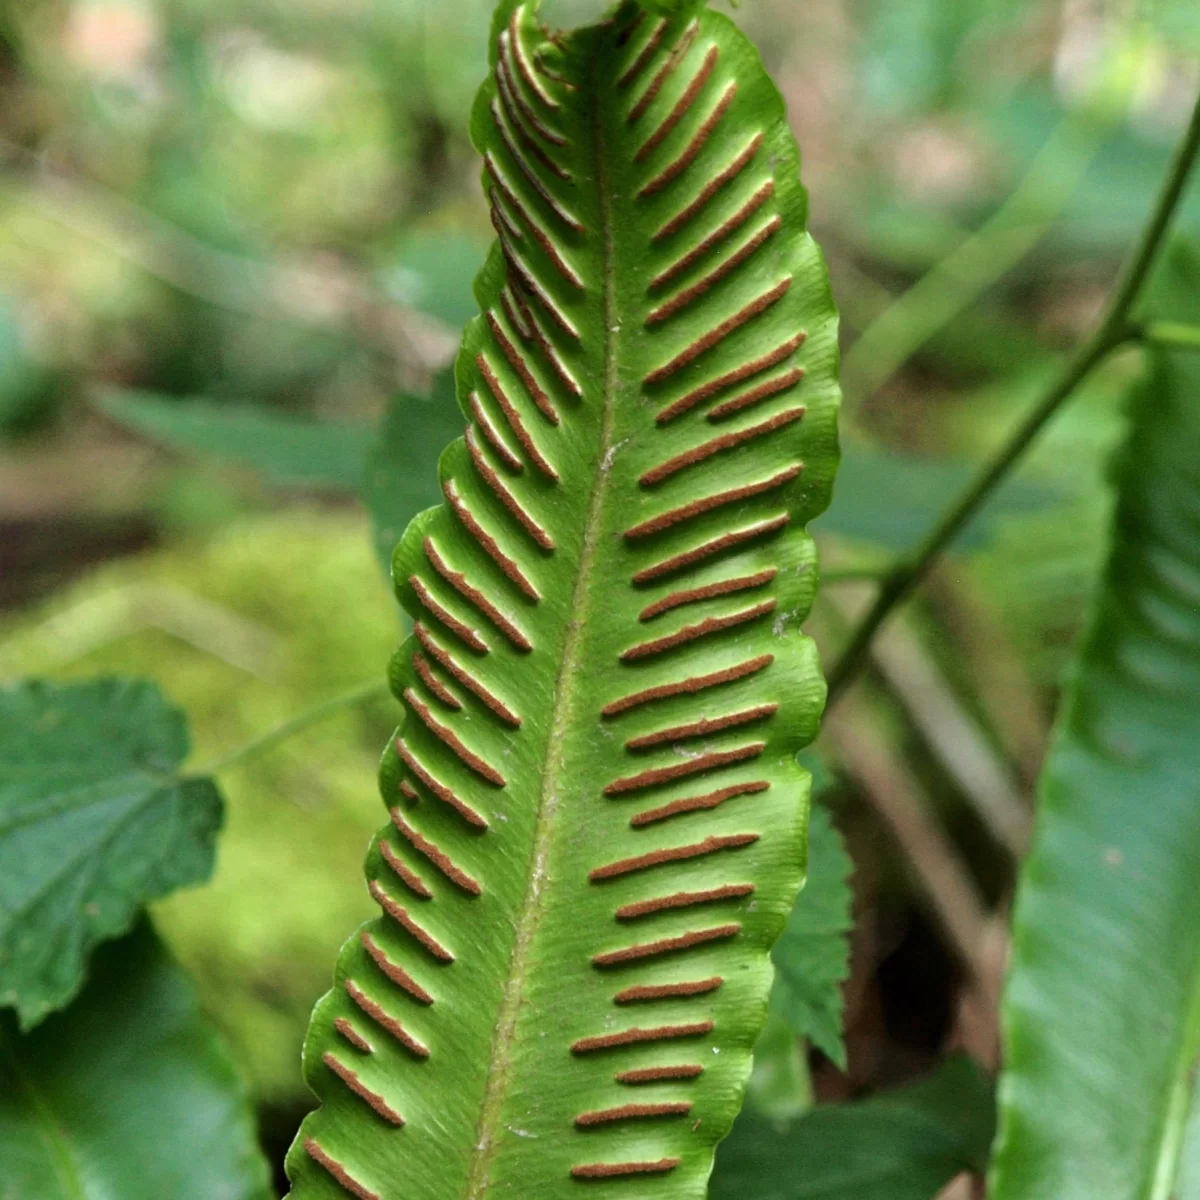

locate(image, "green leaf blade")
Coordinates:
990 243 1200 1200
0 678 223 1029
0 922 272 1200
288 1 839 1196
711 1056 996 1200
96 387 374 492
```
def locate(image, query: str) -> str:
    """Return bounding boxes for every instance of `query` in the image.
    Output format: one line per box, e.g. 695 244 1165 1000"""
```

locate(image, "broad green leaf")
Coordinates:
363 375 468 573
95 387 374 492
768 803 853 1067
990 242 1200 1200
286 1 840 1197
710 1056 996 1200
0 921 272 1200
0 678 223 1029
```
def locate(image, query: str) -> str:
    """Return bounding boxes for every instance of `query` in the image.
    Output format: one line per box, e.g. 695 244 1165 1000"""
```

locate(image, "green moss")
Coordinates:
0 510 400 1105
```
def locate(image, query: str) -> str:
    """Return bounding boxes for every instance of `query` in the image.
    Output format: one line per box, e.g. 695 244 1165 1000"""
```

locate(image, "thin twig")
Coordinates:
840 110 1109 407
826 89 1200 705
828 588 1031 857
192 680 391 777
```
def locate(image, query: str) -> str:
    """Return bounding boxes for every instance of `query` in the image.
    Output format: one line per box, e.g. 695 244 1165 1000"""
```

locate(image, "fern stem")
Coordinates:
826 88 1200 707
193 680 390 777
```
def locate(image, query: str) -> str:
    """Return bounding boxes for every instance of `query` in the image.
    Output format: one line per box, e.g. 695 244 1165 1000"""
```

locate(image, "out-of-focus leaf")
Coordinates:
746 1012 813 1124
95 387 373 492
769 803 853 1066
0 921 272 1200
711 1056 996 1200
0 678 223 1029
984 90 1200 253
381 231 489 329
798 747 835 797
0 298 59 439
857 0 1036 117
361 370 464 572
819 443 1057 551
990 243 1200 1200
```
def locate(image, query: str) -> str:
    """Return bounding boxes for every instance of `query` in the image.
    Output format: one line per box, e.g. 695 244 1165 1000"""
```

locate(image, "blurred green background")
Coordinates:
2 0 1197 1183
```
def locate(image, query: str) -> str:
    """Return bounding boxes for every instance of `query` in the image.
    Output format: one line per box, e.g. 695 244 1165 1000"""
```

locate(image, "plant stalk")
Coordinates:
826 89 1200 707
192 680 391 777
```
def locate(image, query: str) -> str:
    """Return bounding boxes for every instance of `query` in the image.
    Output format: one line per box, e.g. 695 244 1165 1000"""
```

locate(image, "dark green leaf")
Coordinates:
770 802 853 1066
361 372 465 573
711 1056 996 1200
990 242 1200 1199
95 387 373 492
0 678 223 1029
0 921 272 1200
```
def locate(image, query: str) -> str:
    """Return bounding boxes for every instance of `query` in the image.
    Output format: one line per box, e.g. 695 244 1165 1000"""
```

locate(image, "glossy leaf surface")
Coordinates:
0 677 223 1028
990 244 1200 1200
0 922 272 1200
710 1056 996 1200
287 0 839 1196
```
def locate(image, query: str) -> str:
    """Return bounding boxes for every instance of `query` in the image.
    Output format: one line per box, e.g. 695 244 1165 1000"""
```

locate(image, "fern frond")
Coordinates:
286 1 839 1195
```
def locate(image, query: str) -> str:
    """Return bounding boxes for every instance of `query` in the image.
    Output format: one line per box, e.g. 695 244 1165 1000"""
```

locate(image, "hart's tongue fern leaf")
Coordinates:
286 2 840 1195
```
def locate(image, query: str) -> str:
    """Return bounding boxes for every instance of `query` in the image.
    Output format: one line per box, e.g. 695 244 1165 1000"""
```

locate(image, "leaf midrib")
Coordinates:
462 46 620 1200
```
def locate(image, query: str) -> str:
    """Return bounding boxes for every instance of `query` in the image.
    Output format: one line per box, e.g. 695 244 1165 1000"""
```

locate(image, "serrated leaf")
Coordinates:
95 387 374 492
0 678 223 1029
0 921 273 1200
363 374 467 573
710 1056 996 1200
286 1 840 1196
989 243 1200 1199
769 802 853 1067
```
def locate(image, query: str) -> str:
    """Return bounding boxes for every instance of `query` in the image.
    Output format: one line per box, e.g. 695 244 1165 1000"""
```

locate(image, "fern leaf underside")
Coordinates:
286 2 839 1196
